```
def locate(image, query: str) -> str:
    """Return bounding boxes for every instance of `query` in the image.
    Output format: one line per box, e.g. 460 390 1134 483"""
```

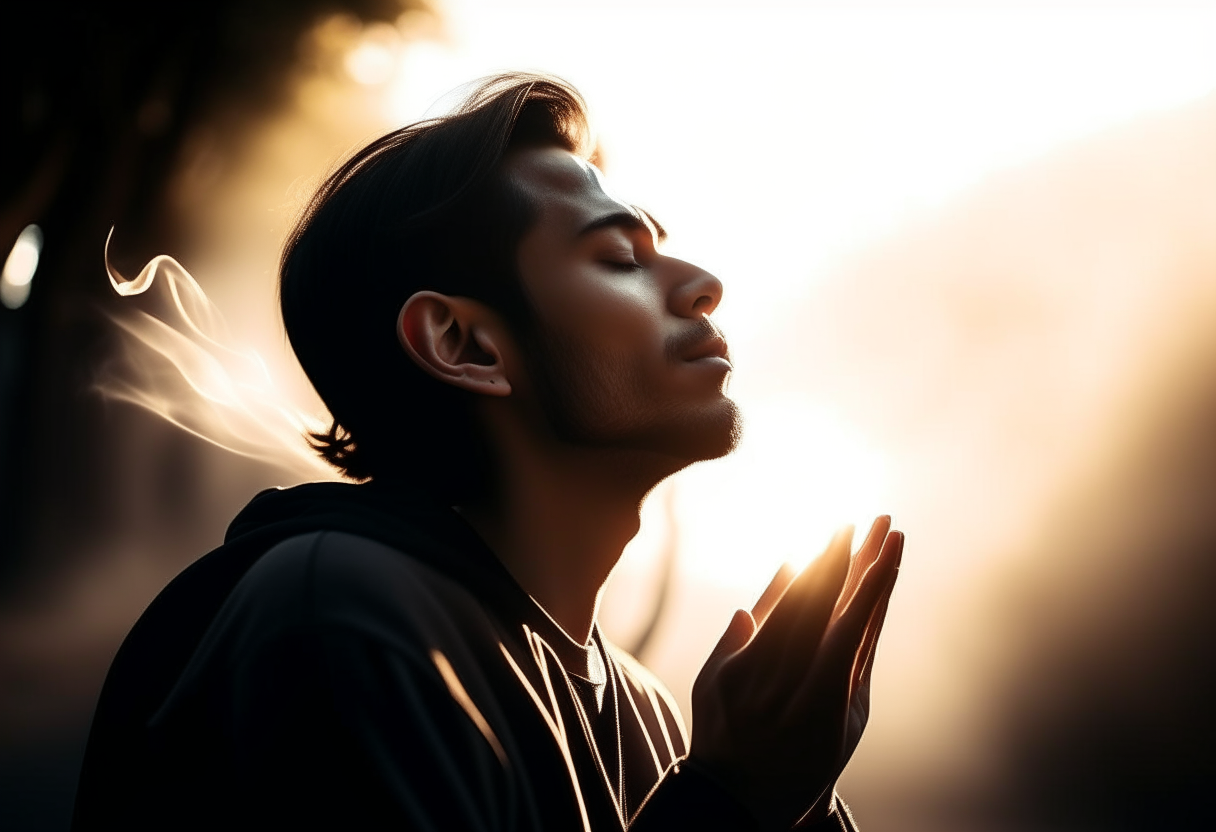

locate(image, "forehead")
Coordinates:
502 146 636 232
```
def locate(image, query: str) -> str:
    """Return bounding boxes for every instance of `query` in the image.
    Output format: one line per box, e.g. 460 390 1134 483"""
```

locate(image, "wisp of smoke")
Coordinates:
99 229 338 482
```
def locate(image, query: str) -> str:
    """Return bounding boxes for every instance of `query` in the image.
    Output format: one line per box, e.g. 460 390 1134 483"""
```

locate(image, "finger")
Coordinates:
706 608 756 669
749 527 852 674
856 536 901 688
752 562 796 628
840 528 901 629
848 516 891 593
803 531 902 704
839 516 891 616
851 587 892 693
845 582 894 742
693 608 757 706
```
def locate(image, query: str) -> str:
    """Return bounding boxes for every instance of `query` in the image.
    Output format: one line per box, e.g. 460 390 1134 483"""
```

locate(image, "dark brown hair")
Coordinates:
279 73 590 497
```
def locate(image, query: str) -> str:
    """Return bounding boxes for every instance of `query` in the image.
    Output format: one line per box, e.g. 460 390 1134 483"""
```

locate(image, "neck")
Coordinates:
459 438 675 646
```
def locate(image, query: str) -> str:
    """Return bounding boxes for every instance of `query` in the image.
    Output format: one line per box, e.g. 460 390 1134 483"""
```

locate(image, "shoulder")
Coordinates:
160 529 513 723
244 528 428 586
216 530 497 653
238 529 464 600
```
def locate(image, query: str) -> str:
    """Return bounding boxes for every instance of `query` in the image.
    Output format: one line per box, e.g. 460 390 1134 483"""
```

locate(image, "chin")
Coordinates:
696 398 744 460
647 396 743 466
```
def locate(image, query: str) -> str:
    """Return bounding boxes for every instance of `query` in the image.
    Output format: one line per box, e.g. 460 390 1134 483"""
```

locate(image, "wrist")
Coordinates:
683 753 815 831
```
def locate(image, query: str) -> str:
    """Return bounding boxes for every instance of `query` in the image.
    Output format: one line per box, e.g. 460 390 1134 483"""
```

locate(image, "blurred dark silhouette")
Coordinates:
990 348 1216 830
0 3 427 829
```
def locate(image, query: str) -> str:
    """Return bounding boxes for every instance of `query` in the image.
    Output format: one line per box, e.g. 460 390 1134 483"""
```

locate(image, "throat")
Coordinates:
456 451 651 645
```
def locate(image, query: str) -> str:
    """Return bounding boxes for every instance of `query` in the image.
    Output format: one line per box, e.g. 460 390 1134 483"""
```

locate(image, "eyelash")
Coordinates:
601 259 643 272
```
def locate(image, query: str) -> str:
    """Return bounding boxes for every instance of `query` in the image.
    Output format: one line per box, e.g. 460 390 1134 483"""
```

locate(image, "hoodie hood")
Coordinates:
76 480 525 828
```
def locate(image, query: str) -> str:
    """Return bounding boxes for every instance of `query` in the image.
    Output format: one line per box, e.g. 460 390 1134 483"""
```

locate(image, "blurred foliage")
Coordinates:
0 0 431 580
1 0 423 236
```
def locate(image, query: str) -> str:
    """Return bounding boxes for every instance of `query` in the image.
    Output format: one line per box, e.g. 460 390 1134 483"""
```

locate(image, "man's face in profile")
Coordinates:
503 146 741 465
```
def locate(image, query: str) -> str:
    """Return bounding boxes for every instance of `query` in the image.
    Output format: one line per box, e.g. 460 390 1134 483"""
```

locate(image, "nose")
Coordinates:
666 258 724 318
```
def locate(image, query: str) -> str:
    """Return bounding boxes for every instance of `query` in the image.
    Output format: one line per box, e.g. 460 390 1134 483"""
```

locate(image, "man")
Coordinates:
74 73 902 831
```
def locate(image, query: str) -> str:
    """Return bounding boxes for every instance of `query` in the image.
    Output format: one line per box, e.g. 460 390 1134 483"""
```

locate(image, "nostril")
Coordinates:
692 294 715 313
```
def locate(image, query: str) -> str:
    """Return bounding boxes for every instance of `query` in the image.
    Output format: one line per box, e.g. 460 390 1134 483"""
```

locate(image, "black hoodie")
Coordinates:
72 482 855 831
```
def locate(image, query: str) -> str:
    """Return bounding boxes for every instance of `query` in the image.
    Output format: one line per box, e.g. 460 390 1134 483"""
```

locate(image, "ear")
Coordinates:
396 291 512 397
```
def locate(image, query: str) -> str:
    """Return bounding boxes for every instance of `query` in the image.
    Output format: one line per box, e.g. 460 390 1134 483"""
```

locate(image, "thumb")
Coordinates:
706 608 756 667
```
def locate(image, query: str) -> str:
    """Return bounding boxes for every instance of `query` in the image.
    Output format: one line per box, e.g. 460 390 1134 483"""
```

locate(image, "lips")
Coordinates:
685 335 731 364
667 319 732 368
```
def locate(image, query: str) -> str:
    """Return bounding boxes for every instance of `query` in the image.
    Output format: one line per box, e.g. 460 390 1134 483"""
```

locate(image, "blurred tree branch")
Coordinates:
0 0 433 584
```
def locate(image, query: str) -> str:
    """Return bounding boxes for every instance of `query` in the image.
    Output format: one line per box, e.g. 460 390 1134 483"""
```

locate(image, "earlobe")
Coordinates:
396 292 513 397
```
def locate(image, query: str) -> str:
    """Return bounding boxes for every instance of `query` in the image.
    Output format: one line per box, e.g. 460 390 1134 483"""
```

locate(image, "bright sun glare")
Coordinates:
353 0 1216 588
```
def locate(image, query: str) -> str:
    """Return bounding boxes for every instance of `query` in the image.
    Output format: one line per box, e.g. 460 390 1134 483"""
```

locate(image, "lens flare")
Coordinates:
344 23 401 86
1 224 43 310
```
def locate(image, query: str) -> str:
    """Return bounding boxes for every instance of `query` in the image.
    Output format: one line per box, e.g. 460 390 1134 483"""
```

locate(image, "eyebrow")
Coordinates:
577 206 668 243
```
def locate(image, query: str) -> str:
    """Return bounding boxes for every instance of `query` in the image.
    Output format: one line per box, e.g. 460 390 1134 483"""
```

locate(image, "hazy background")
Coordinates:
2 1 1215 829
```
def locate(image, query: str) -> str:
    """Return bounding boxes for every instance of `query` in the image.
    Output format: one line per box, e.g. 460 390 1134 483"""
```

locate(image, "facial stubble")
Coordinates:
523 320 742 463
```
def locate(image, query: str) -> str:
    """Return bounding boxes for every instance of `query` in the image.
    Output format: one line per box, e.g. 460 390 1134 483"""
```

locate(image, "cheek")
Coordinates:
600 288 664 353
518 240 671 357
534 265 665 351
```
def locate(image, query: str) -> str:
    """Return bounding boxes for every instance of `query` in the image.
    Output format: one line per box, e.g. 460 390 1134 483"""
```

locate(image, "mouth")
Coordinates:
669 318 733 370
684 335 732 368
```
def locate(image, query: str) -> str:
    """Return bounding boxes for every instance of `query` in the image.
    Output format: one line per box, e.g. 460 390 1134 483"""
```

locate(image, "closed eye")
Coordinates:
600 259 643 272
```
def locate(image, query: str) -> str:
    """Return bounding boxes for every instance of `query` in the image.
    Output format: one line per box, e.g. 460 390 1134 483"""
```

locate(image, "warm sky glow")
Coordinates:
358 0 1216 594
384 1 1216 328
